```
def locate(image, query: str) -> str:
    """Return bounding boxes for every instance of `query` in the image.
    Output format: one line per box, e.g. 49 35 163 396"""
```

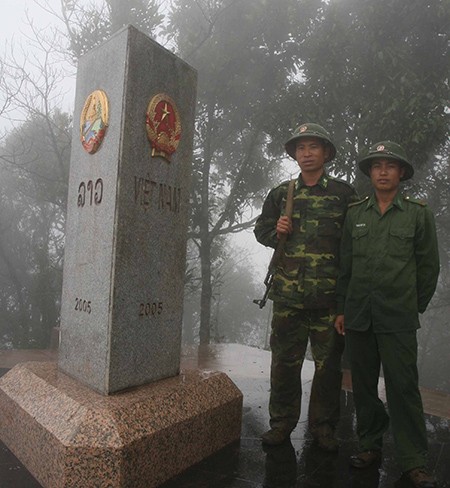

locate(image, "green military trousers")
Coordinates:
346 327 428 472
269 302 344 432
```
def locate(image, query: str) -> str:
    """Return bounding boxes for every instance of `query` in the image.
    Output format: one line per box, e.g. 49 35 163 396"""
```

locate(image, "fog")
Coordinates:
0 0 448 392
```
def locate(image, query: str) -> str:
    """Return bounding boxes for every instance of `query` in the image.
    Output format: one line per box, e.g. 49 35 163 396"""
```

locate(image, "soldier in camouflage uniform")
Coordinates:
254 123 356 448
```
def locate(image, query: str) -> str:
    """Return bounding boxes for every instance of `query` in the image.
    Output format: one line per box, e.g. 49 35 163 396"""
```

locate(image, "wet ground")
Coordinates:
1 344 449 487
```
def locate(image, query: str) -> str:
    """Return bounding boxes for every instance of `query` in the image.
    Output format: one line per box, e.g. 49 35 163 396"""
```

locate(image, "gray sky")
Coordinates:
3 0 28 40
1 0 76 129
2 0 57 41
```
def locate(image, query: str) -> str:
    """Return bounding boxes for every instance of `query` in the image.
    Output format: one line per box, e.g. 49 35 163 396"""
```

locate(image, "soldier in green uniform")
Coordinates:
254 123 356 449
335 141 440 488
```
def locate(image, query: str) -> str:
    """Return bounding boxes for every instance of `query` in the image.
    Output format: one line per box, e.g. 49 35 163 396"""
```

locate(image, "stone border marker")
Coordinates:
59 25 197 394
0 26 243 488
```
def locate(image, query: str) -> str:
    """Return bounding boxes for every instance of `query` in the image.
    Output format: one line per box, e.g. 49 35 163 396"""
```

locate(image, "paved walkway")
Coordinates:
1 344 449 487
2 345 448 418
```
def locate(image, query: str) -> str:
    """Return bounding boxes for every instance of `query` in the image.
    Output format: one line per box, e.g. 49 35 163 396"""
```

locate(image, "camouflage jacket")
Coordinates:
254 172 356 309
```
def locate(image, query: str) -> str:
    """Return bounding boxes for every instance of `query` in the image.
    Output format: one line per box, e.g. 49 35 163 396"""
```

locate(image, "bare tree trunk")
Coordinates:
197 102 214 344
106 0 129 33
199 238 212 344
0 240 28 347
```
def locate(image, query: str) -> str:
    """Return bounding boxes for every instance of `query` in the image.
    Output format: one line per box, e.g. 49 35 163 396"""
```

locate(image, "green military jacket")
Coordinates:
336 192 440 333
254 172 356 309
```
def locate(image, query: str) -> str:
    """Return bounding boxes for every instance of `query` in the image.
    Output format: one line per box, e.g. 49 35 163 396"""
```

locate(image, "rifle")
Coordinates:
253 179 295 309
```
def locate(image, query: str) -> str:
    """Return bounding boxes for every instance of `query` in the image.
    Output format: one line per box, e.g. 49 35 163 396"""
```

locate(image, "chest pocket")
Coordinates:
351 226 369 257
389 226 415 260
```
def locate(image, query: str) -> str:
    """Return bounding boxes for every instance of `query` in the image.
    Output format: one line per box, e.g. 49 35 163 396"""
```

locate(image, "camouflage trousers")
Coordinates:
269 302 344 432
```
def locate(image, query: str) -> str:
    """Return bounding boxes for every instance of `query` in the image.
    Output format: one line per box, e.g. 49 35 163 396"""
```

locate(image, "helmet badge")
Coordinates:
299 125 308 133
377 144 385 152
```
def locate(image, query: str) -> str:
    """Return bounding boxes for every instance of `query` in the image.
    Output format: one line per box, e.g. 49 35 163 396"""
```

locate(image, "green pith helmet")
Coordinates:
358 140 414 181
284 123 337 162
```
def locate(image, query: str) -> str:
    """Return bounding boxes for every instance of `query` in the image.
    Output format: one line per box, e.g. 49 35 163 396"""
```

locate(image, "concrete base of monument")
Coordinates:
0 361 243 488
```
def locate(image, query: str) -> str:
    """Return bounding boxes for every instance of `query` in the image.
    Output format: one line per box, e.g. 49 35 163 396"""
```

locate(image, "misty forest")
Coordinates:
0 0 448 392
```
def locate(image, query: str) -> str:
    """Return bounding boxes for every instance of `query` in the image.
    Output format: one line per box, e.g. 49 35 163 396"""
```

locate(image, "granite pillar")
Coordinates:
59 25 197 394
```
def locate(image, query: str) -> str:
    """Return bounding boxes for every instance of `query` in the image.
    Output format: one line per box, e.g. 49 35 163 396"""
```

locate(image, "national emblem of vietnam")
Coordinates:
80 90 109 154
146 93 181 162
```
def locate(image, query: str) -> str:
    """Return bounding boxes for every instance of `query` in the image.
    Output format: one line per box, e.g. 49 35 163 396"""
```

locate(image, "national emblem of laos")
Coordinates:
80 90 109 154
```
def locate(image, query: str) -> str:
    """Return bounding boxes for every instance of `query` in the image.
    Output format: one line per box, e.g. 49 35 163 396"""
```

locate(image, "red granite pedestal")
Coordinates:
0 362 243 488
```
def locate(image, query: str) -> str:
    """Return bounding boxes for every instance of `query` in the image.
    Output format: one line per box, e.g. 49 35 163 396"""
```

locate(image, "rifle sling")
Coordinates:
268 179 295 272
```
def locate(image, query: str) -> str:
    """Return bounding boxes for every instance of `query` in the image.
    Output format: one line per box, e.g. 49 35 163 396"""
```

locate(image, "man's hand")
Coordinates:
334 314 345 336
276 216 293 239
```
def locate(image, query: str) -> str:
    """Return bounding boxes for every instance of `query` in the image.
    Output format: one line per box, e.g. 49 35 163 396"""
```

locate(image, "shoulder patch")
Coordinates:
327 175 355 190
275 179 294 190
269 180 290 196
404 196 427 207
348 196 369 208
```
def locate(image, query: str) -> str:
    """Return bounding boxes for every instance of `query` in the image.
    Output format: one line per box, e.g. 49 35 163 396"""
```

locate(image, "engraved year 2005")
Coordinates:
75 297 92 314
139 301 163 317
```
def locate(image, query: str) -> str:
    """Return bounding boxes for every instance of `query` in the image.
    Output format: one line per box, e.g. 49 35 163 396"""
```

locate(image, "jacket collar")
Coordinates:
297 172 329 189
366 191 404 211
